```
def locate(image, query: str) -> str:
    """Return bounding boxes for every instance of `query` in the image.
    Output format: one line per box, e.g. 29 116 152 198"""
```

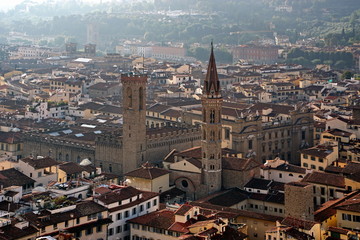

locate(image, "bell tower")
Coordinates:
121 73 147 174
201 43 222 194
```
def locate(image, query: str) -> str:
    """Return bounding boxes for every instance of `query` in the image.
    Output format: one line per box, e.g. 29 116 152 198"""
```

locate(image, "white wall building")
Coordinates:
94 185 159 240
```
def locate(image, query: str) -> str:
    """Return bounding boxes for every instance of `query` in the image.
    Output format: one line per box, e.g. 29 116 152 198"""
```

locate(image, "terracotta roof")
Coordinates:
125 164 170 180
21 156 59 169
323 128 353 137
244 178 285 192
88 82 119 91
301 171 345 188
147 103 171 113
175 204 193 216
222 157 261 171
190 201 283 222
250 103 295 115
0 222 38 240
23 200 107 227
0 132 22 144
328 226 350 235
128 209 181 232
0 168 35 188
284 227 315 240
335 192 360 213
94 186 141 205
281 216 319 231
59 162 86 174
264 163 306 174
300 145 335 158
206 188 249 207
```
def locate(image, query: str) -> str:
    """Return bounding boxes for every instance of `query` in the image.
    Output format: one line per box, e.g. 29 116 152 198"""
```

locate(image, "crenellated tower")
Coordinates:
201 43 223 194
121 73 147 174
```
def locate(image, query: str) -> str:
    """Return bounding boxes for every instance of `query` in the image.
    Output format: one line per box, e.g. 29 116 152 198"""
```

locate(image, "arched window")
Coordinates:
126 87 132 108
210 109 215 123
65 154 69 161
58 153 62 161
139 87 143 110
77 156 81 163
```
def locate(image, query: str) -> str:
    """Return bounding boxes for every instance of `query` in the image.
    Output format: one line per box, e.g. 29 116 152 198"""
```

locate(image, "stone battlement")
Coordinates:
23 133 95 150
147 127 200 141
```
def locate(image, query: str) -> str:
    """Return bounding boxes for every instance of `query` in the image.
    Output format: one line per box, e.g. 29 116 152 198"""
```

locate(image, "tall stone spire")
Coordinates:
203 42 220 97
200 42 222 197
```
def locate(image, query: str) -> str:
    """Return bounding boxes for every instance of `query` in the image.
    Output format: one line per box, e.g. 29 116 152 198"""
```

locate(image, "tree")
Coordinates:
342 71 353 79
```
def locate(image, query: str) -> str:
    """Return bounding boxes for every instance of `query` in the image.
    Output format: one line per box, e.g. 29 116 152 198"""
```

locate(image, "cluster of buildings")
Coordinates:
0 39 358 240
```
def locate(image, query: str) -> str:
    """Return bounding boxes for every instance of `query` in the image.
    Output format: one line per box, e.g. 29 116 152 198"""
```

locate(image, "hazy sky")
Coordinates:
0 0 110 12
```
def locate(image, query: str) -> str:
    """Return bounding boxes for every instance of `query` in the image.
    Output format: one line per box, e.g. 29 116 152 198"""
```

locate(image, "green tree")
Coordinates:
342 71 353 79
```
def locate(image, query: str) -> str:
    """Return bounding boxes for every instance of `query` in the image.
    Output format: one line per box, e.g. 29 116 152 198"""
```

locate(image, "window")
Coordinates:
330 188 334 197
124 223 129 231
311 165 316 169
76 218 80 224
75 231 82 238
279 173 282 178
311 156 315 161
108 228 114 236
140 205 144 212
342 213 351 221
125 210 129 218
353 215 360 222
181 180 188 188
86 227 93 235
319 158 324 163
147 201 151 209
303 163 308 167
65 220 68 227
139 87 144 110
97 225 102 232
248 140 253 150
153 199 157 206
224 128 230 140
320 187 325 195
117 213 122 220
53 223 58 230
132 207 136 215
303 154 308 159
116 225 122 233
302 130 306 140
38 172 42 177
126 87 132 108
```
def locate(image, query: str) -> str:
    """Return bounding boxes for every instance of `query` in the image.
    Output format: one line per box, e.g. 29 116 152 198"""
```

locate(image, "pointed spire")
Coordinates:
204 42 220 97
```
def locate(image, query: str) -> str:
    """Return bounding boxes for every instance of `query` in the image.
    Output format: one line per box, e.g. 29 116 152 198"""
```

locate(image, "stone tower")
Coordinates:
201 43 223 195
121 73 147 174
285 182 314 221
